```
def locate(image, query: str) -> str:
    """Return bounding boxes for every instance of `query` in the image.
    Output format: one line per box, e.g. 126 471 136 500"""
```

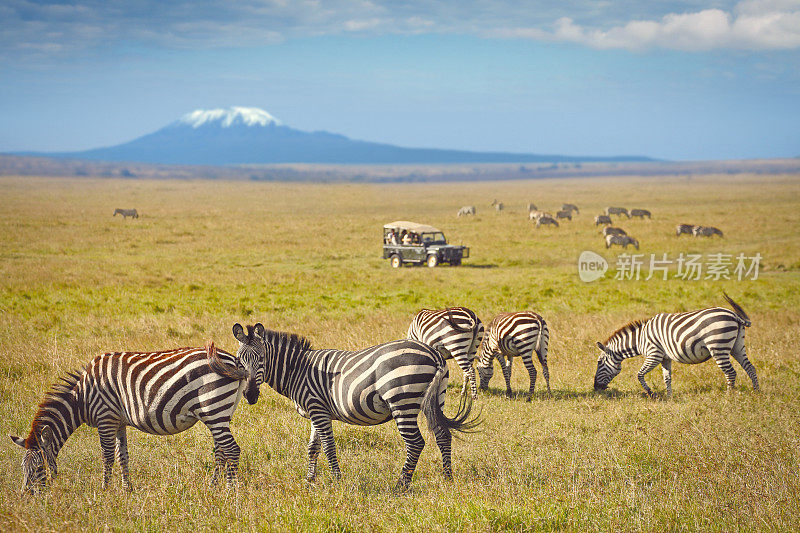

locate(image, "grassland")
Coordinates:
1 173 799 532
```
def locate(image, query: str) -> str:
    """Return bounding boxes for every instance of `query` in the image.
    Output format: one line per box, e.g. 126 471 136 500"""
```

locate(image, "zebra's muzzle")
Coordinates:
244 382 260 405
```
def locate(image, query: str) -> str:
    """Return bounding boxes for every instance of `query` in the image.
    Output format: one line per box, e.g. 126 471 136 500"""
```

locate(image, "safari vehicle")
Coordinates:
383 221 469 268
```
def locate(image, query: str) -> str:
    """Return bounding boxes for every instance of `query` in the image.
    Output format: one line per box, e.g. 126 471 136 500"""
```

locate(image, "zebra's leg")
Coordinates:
476 357 494 391
710 348 737 390
535 347 551 393
731 334 760 391
210 444 226 486
306 426 321 482
208 424 240 488
98 423 118 489
637 354 663 398
393 411 425 491
115 426 133 492
496 353 513 397
521 352 537 401
661 358 673 399
456 356 478 400
310 414 341 481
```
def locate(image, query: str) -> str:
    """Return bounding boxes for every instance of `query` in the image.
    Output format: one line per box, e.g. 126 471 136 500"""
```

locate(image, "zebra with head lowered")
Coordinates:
457 206 476 217
605 234 639 249
556 210 572 221
476 312 550 400
233 323 477 490
10 343 248 494
113 208 138 219
605 206 630 218
694 226 723 237
630 208 651 219
407 307 484 399
562 203 579 214
603 226 627 237
595 214 613 226
594 294 758 397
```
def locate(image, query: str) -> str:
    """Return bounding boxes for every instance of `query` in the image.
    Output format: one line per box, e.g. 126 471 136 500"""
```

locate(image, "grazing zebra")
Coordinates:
562 203 579 214
605 234 639 249
457 205 476 217
694 226 724 238
603 226 627 237
233 323 477 490
595 214 612 226
476 312 550 399
113 208 138 219
527 203 537 212
529 210 552 221
556 210 572 221
10 343 248 494
676 224 696 236
536 216 559 228
595 294 758 397
630 208 651 219
407 307 484 399
605 206 630 218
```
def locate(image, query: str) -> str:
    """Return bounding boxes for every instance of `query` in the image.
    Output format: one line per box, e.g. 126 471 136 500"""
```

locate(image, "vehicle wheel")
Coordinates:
426 255 438 268
390 255 402 268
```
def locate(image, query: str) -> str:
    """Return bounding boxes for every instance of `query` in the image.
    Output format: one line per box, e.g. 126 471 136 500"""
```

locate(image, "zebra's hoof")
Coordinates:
393 478 411 494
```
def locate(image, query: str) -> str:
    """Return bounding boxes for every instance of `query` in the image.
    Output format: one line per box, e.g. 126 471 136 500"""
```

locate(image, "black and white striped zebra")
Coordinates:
113 208 139 219
476 312 550 399
233 323 477 490
10 343 248 493
594 294 759 397
407 307 484 399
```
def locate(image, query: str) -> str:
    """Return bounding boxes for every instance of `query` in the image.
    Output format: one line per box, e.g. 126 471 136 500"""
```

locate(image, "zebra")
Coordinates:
676 223 697 236
113 208 139 219
630 208 651 219
603 226 627 237
407 307 484 399
10 343 248 494
562 203 579 214
605 206 630 218
605 234 639 249
536 216 559 228
595 214 612 226
529 210 552 221
556 210 572 221
495 202 504 212
457 206 476 217
694 226 724 238
594 294 759 397
476 312 550 400
232 323 477 490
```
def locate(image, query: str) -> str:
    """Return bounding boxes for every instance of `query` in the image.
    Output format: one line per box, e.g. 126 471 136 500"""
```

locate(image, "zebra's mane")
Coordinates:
604 319 645 344
25 369 83 447
262 328 313 355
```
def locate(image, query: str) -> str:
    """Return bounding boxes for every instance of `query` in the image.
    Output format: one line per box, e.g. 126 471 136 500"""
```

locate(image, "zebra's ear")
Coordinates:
10 434 26 448
233 323 247 343
40 426 54 448
596 341 608 352
254 323 265 337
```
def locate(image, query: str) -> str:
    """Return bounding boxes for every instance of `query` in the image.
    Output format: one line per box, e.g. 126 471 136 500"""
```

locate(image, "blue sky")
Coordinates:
1 0 798 160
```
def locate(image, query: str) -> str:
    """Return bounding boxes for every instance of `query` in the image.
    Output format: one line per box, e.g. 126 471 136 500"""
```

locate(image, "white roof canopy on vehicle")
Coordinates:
383 221 442 233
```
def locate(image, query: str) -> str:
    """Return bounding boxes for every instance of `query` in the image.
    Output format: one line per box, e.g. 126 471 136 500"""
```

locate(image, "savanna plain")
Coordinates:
1 173 799 532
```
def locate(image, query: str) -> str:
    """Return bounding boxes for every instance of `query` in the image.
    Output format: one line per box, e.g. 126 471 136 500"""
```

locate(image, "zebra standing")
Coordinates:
536 216 559 228
233 323 477 490
562 203 579 214
594 294 759 397
675 224 697 236
10 343 248 493
556 210 572 221
603 226 627 237
606 206 630 218
605 234 639 249
113 208 139 219
595 214 613 226
694 226 724 237
457 206 476 217
476 312 550 399
407 307 484 399
630 208 651 219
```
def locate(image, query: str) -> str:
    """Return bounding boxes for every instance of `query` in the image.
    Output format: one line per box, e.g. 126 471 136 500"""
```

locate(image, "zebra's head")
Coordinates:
233 322 266 405
10 426 57 494
594 341 622 391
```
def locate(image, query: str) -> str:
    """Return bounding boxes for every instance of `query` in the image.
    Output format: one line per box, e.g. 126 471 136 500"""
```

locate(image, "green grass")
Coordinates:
1 174 799 531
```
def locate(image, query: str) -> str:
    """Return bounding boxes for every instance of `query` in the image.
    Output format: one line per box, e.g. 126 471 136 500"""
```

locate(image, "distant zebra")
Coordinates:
476 312 550 399
407 307 484 399
556 210 572 221
630 208 651 219
457 206 476 217
495 202 504 212
536 216 559 228
595 214 613 226
594 294 759 397
605 234 639 249
603 226 627 237
694 226 723 238
676 224 696 236
605 206 630 218
529 210 552 221
113 208 139 219
562 203 579 214
233 324 477 490
10 343 247 493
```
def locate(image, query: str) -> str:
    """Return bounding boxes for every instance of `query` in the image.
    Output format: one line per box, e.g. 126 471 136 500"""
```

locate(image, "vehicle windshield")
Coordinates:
421 232 447 244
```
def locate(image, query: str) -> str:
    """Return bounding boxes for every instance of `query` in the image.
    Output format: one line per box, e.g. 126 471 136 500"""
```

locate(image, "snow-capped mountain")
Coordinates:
41 106 652 165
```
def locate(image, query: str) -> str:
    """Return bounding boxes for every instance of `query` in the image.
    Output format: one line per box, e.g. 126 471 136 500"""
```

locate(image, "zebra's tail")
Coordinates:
421 364 481 439
206 341 247 380
723 293 751 328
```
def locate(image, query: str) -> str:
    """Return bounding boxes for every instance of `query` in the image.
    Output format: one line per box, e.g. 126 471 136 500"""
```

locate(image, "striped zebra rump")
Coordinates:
234 325 477 489
595 293 758 397
476 312 550 398
407 306 484 399
11 344 248 493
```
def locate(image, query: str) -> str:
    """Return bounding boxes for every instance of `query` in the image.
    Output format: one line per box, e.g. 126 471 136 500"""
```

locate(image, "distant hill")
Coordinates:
25 106 655 165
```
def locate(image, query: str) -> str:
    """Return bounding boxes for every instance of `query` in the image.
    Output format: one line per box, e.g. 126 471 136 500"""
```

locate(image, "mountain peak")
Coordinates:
178 106 282 128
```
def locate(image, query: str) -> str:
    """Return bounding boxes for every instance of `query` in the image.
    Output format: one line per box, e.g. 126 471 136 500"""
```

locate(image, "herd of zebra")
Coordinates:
12 296 759 495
